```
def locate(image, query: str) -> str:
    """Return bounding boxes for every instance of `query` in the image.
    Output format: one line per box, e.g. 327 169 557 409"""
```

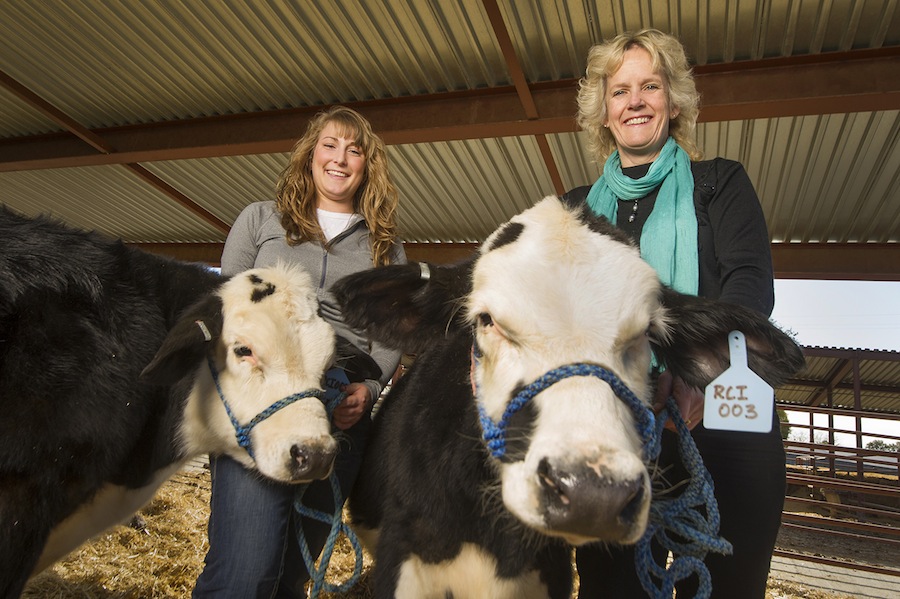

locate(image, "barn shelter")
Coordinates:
0 0 898 586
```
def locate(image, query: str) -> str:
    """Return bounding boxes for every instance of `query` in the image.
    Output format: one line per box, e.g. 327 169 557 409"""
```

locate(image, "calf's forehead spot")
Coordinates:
247 273 277 303
220 265 328 358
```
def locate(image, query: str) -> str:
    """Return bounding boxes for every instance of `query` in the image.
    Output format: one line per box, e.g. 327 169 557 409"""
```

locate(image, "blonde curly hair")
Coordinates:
275 105 400 267
576 29 702 169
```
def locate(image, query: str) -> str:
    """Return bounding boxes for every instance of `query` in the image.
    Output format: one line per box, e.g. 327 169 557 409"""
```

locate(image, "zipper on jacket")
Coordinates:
318 246 328 290
318 219 367 291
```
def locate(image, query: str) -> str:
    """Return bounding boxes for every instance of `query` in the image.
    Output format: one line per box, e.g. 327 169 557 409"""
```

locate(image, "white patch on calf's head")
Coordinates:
182 263 337 482
470 198 663 414
468 197 662 544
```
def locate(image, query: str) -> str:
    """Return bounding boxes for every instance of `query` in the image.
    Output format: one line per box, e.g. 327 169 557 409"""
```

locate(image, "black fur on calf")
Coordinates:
653 287 805 390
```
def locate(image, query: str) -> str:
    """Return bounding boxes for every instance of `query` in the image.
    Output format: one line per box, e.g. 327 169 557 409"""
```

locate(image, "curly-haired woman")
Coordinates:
193 106 405 599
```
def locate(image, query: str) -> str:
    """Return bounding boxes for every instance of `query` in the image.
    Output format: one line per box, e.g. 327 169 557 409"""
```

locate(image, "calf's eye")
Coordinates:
234 346 253 358
478 313 494 328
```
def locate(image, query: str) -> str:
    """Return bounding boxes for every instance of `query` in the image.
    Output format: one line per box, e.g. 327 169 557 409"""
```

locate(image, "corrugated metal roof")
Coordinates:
143 154 289 226
0 1 896 245
0 0 516 129
0 165 223 242
390 136 555 241
778 348 900 415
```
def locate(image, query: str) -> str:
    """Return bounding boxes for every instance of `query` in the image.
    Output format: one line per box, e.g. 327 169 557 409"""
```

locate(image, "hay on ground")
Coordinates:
22 469 855 598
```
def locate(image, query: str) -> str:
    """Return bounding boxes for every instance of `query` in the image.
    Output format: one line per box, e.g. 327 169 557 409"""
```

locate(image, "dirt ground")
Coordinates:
22 468 887 599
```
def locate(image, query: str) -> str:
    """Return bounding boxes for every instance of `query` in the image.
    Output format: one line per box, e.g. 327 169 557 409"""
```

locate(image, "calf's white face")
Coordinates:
181 265 338 483
469 198 667 545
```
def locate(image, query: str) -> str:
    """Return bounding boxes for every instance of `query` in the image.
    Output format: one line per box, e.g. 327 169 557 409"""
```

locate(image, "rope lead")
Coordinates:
294 472 364 598
293 382 365 598
637 398 733 598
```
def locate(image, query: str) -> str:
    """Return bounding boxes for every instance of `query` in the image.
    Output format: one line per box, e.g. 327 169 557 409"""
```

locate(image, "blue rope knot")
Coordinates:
474 357 731 599
234 428 251 452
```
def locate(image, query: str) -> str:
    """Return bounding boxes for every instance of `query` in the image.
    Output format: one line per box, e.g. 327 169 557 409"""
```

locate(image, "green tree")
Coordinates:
865 440 900 452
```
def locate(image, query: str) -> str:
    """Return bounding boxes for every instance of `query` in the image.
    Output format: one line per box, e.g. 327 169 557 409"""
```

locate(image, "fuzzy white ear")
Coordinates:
647 300 672 349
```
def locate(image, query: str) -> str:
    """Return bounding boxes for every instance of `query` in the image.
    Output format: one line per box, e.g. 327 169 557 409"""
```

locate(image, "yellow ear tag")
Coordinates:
703 330 773 433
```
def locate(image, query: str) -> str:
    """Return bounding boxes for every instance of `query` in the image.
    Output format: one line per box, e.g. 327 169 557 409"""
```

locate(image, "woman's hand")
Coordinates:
332 382 371 430
652 370 704 431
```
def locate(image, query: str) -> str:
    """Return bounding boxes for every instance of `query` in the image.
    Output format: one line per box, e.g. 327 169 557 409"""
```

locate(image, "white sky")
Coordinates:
771 280 900 352
771 280 900 447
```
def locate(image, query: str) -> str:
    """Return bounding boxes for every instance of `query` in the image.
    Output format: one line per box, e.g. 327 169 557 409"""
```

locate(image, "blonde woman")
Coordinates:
194 106 405 598
565 30 781 598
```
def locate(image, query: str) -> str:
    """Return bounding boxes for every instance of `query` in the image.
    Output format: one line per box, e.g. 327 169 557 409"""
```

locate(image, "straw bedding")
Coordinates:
22 467 849 599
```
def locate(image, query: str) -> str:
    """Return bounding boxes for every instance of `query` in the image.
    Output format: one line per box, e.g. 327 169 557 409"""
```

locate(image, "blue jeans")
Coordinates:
193 372 371 599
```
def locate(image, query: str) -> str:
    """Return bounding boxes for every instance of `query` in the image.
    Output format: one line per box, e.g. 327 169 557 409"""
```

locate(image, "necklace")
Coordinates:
628 198 639 223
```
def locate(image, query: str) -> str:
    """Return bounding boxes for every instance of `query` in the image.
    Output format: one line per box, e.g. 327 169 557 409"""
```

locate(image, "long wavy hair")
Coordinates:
576 29 702 170
275 106 400 266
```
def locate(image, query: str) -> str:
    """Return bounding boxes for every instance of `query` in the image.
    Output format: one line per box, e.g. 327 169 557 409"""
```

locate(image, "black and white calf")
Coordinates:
0 207 358 599
334 196 805 598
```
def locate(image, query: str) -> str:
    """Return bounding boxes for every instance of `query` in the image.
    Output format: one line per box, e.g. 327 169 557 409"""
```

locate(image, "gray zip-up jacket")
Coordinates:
221 201 406 400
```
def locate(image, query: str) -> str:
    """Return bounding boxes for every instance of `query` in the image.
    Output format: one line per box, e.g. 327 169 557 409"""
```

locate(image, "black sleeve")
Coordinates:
560 185 590 209
701 159 775 316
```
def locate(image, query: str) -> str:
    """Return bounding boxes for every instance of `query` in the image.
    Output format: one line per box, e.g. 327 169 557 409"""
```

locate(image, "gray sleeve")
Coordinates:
221 204 265 277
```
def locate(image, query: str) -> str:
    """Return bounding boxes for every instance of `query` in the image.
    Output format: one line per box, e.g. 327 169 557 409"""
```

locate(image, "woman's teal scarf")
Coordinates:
586 137 698 295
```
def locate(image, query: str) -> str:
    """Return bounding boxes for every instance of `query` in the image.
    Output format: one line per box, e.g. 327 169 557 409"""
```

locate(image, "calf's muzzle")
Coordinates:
538 456 648 542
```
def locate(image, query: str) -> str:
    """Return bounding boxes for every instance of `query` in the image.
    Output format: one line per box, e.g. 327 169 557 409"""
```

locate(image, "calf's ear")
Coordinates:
140 294 224 385
650 287 805 390
333 259 475 354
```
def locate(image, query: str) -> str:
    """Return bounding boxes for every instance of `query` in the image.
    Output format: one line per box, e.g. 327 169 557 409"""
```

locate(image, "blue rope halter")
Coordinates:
475 356 732 599
478 362 660 461
207 355 326 461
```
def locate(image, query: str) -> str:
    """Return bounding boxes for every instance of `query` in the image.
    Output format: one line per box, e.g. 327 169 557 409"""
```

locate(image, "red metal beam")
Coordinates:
0 71 234 233
695 48 900 122
771 243 900 281
481 0 564 194
482 0 538 120
124 165 230 234
0 68 112 154
2 50 898 172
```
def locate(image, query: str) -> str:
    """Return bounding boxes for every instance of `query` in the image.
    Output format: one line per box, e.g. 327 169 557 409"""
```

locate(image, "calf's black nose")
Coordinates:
290 443 335 482
538 456 646 541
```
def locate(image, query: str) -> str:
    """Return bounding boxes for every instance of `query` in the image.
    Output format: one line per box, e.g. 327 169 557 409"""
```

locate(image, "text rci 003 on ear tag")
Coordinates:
703 330 774 433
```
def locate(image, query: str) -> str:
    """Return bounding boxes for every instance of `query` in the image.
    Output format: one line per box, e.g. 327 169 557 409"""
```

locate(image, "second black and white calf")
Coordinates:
334 196 804 598
0 208 344 598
